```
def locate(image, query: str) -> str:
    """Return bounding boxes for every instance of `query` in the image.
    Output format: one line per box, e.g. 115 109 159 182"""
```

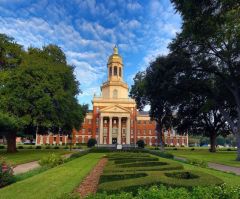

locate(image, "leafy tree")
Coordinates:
130 55 186 150
0 35 86 152
87 138 97 148
136 139 145 148
170 0 240 160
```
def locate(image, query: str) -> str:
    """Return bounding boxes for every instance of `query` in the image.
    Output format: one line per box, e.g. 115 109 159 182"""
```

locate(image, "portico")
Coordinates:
99 105 131 145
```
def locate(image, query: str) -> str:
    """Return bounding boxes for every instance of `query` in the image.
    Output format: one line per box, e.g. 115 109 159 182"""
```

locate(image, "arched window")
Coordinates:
109 67 112 76
114 66 118 76
119 68 121 77
113 89 118 98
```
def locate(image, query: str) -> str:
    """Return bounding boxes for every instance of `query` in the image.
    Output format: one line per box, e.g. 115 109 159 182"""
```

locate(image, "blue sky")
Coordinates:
0 0 182 109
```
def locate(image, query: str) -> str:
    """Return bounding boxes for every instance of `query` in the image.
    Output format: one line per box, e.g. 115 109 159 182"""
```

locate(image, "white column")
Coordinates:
118 117 121 144
100 115 103 144
109 116 112 144
126 117 130 144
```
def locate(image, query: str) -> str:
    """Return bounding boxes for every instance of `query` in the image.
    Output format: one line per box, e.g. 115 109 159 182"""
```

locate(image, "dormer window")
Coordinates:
119 68 121 77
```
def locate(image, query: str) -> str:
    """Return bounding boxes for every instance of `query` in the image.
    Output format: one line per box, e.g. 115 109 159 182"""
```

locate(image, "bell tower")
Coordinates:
107 45 123 82
101 46 129 99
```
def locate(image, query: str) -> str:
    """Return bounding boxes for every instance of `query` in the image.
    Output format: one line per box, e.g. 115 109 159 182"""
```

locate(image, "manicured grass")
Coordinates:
0 149 72 165
166 148 240 167
0 153 103 199
98 153 222 194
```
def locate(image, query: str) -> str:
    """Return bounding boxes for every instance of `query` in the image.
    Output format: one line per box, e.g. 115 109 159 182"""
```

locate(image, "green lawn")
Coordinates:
0 149 72 165
0 153 103 199
166 148 240 167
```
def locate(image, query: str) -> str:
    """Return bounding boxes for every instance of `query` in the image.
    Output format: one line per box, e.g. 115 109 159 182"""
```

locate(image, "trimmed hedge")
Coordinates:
85 184 240 199
98 152 223 194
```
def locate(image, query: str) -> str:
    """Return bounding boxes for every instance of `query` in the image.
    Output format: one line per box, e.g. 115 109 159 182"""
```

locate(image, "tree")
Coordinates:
170 0 240 160
176 95 230 152
130 55 186 150
87 138 97 148
0 36 86 152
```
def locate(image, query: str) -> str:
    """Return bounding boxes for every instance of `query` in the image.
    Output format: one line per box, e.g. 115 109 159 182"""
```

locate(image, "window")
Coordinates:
109 67 112 76
137 129 141 135
88 119 92 124
114 66 117 76
131 130 133 135
82 129 85 134
149 130 152 134
88 128 91 134
131 119 133 126
54 137 56 142
113 89 118 98
119 68 121 77
96 118 99 125
143 130 146 135
60 137 62 142
138 121 141 124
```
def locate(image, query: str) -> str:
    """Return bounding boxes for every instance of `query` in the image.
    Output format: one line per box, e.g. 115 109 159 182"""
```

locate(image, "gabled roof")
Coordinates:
100 104 131 114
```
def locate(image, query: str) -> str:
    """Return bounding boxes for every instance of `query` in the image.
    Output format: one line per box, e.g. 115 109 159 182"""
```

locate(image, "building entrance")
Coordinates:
112 138 117 144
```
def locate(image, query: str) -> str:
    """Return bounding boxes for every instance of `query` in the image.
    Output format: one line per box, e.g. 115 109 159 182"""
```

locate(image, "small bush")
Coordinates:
187 159 208 168
18 146 24 149
53 146 59 149
173 147 178 150
27 146 33 149
165 171 199 179
35 146 41 149
45 145 51 149
148 150 174 159
227 148 232 151
64 146 69 149
0 145 5 149
191 148 195 151
0 158 14 188
68 150 89 161
39 153 64 168
136 140 145 148
87 138 97 148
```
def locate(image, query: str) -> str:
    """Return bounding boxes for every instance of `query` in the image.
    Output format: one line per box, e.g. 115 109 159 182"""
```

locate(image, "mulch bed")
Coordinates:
76 158 108 198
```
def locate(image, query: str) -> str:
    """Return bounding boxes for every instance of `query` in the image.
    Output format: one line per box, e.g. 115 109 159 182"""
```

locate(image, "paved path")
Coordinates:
13 153 72 175
76 158 108 198
174 156 240 175
208 162 240 175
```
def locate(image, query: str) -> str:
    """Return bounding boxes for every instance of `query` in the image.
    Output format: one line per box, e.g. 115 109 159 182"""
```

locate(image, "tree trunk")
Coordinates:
236 132 240 161
209 132 217 153
157 122 164 151
6 131 17 153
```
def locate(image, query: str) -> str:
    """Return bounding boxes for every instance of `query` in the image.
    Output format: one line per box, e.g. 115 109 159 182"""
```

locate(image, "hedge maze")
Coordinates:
98 153 223 194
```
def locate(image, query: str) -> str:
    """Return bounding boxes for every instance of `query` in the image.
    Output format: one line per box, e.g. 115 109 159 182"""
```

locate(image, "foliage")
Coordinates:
98 152 222 194
84 184 240 199
35 146 41 149
0 158 14 188
136 140 145 148
39 153 64 168
87 138 97 148
148 150 174 159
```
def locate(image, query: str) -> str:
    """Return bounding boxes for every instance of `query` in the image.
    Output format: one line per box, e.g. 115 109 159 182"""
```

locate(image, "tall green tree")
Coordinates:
130 55 186 150
0 36 86 152
170 0 240 160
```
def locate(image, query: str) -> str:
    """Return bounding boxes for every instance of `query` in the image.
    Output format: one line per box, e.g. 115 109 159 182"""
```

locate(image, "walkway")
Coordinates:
13 153 72 175
208 162 240 175
174 156 240 175
76 158 108 198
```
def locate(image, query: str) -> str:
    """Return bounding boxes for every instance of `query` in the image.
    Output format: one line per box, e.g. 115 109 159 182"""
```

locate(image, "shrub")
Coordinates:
136 140 145 148
53 146 59 149
35 146 41 149
173 147 178 150
18 146 24 149
45 145 51 149
148 150 174 159
191 148 195 151
39 153 64 168
0 158 14 188
0 145 5 149
87 138 97 148
165 171 199 179
27 146 33 149
187 159 208 168
64 146 69 149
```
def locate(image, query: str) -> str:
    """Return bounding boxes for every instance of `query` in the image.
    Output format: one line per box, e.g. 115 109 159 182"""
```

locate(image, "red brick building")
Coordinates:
36 47 188 146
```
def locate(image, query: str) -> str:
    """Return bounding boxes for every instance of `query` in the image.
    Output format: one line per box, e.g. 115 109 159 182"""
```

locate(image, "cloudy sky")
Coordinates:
0 0 182 109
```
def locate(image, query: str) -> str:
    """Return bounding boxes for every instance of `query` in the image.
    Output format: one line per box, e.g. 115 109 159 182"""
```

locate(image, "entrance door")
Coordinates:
112 138 117 144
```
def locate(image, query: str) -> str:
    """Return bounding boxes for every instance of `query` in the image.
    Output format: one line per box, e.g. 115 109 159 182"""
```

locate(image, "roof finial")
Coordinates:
113 45 118 54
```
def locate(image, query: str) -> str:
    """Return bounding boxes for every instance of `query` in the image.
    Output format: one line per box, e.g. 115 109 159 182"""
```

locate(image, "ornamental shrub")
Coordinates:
39 153 64 168
0 145 5 149
136 140 145 148
87 138 97 148
0 158 14 188
18 145 24 149
35 146 41 149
